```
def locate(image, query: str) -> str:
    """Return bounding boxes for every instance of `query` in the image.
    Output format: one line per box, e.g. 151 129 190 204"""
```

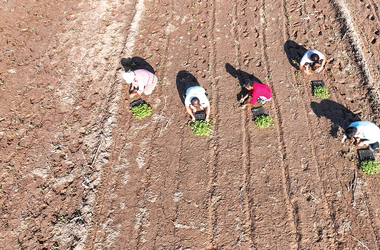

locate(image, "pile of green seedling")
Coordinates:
361 160 380 175
191 120 212 136
313 86 329 99
254 115 274 129
131 104 152 119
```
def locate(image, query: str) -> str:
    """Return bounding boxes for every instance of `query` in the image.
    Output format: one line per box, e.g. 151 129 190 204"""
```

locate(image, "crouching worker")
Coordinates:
299 49 326 74
342 121 380 151
185 86 211 122
241 80 272 108
123 69 158 97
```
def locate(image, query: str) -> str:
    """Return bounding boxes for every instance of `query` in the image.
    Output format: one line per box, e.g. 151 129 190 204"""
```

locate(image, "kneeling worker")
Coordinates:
123 69 158 97
299 49 326 74
185 86 211 122
342 121 380 151
241 80 272 108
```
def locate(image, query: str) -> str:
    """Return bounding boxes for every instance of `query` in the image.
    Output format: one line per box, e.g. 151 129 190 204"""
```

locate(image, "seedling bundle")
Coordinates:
358 149 379 175
361 160 379 175
251 107 274 129
130 99 152 119
312 80 329 99
190 120 212 136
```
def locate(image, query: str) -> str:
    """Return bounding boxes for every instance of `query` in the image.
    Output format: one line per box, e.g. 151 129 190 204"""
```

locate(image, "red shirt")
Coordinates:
249 82 272 104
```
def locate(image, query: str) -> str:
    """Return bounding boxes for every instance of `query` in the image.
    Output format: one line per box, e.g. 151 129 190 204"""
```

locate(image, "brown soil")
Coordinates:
1 0 380 249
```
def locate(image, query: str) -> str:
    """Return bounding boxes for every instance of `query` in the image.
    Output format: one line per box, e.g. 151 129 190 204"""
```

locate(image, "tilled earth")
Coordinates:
2 0 380 249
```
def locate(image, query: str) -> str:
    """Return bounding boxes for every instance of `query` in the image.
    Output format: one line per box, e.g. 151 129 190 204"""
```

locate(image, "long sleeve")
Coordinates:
249 90 260 105
136 80 145 94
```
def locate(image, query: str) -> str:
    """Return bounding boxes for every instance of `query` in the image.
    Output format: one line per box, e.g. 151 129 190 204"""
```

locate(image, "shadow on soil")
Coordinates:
284 40 308 69
176 70 200 105
225 63 262 102
121 57 155 74
311 99 361 137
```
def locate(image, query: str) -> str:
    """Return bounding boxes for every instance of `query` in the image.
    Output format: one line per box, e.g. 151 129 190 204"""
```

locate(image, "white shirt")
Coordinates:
300 49 325 66
349 121 380 145
184 86 209 108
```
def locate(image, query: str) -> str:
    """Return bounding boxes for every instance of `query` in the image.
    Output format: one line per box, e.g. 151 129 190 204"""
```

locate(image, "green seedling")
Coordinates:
361 160 379 175
254 115 274 129
191 120 212 136
57 216 65 222
131 104 152 119
313 86 329 99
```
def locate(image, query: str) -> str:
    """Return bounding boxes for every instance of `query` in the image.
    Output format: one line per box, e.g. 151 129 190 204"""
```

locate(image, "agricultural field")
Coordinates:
2 0 380 249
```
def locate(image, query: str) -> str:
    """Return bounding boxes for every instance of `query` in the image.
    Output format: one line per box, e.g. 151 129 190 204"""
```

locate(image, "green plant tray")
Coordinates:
311 80 325 95
130 99 146 108
251 107 268 120
194 111 206 121
311 80 325 88
358 149 375 162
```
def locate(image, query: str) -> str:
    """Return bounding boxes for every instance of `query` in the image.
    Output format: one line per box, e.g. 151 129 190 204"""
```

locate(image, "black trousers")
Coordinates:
369 141 380 151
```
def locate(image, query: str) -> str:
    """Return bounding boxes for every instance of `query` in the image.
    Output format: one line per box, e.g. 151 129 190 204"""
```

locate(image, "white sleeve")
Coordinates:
200 93 210 107
315 50 325 60
137 80 145 93
185 95 191 106
300 52 310 66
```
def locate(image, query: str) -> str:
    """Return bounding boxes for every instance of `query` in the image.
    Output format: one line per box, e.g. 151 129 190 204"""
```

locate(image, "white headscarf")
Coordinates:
123 71 135 84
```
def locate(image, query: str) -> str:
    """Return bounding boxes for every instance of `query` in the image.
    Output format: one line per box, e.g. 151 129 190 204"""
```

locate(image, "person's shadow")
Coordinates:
121 57 155 74
311 100 361 137
176 71 200 105
284 40 308 69
225 63 262 102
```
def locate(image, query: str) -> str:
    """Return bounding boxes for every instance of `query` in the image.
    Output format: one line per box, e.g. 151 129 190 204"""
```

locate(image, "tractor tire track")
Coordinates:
210 0 255 248
228 0 302 248
259 0 338 248
231 0 256 247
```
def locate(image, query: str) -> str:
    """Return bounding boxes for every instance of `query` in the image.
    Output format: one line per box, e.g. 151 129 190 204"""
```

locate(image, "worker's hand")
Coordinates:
130 93 138 98
241 104 247 109
357 141 365 147
191 116 195 121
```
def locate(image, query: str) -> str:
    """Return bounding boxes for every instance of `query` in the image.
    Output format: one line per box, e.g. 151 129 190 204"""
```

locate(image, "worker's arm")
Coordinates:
186 106 195 121
320 57 326 69
205 105 211 122
299 63 309 73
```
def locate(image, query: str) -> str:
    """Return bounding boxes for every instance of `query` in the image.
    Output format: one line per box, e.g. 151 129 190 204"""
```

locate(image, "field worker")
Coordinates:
299 49 326 74
123 69 158 97
241 80 272 109
185 86 211 122
342 121 380 151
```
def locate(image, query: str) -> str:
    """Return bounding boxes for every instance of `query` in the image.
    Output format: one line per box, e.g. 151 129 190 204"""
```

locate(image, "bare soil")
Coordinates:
2 0 380 249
